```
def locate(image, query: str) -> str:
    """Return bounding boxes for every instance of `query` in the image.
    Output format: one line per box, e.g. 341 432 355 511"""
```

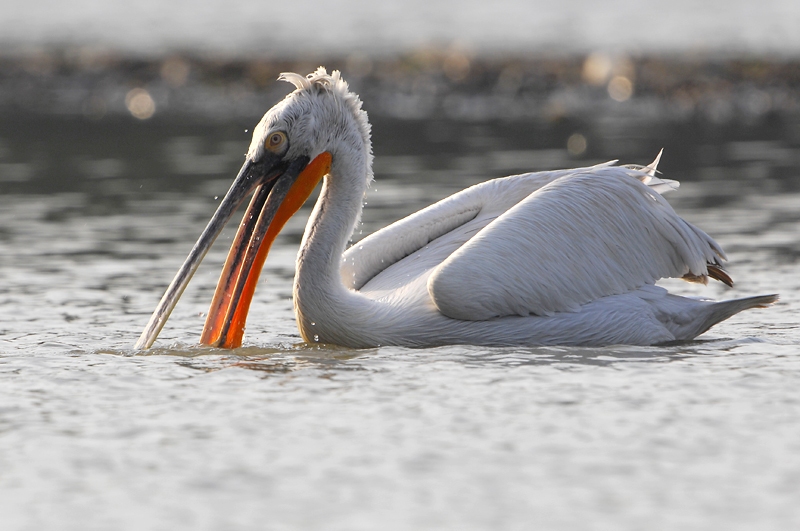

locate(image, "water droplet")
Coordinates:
214 195 218 200
313 334 319 342
244 129 249 133
311 322 315 326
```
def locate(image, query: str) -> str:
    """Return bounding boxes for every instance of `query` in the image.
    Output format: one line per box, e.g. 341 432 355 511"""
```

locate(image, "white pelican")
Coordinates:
135 67 776 350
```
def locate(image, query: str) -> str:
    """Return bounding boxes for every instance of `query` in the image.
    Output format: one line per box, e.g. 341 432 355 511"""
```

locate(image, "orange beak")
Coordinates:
201 151 331 348
135 150 331 350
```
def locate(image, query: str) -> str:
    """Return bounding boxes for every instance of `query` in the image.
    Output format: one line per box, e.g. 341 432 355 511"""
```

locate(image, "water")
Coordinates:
4 0 800 523
1 100 799 529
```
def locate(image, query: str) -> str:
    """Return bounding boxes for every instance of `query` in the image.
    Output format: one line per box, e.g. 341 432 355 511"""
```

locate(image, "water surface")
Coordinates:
1 110 799 529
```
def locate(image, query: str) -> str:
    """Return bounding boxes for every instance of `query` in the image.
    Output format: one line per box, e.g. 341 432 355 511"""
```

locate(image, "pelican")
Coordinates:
135 67 776 350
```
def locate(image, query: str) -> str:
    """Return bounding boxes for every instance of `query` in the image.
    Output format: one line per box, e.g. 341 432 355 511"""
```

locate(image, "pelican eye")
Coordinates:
264 131 288 154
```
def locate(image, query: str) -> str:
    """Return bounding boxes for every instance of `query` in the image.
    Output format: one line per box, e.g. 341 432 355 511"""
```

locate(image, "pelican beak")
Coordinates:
134 150 331 350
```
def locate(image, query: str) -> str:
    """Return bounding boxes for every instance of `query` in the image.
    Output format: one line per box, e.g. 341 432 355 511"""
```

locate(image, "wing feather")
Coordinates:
427 166 726 321
340 165 614 290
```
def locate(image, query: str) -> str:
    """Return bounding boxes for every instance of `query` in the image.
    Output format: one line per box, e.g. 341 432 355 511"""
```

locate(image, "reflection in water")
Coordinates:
106 342 374 375
105 341 705 373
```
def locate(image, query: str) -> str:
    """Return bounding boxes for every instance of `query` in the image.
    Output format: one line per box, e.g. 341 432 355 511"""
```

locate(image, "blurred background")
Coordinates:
2 0 800 199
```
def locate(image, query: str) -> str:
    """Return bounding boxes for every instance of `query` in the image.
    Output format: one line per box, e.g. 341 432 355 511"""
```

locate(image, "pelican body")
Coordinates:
135 68 776 350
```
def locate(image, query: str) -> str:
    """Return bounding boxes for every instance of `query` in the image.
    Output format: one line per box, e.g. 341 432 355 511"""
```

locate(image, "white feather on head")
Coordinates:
278 67 347 92
274 67 373 185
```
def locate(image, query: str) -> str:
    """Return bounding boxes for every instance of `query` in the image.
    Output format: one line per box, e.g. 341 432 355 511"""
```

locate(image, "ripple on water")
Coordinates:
1 163 799 529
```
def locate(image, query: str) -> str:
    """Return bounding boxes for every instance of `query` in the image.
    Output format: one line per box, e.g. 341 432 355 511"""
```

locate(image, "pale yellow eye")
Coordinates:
265 131 287 153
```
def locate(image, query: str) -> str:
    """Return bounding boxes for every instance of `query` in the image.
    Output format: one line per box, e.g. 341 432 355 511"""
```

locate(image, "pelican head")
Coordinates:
135 67 372 350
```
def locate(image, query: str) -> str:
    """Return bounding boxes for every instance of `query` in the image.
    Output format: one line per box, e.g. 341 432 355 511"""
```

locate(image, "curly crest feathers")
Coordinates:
277 71 311 90
275 67 373 191
278 67 349 95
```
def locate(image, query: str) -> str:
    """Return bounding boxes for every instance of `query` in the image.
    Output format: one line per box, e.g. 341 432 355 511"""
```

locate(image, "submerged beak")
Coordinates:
134 150 332 350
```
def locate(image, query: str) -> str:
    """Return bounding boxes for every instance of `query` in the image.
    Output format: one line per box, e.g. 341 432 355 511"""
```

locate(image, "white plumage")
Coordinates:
135 67 776 351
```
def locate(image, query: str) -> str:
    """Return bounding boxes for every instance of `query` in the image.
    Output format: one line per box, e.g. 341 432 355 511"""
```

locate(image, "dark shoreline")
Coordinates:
1 51 799 197
2 51 799 122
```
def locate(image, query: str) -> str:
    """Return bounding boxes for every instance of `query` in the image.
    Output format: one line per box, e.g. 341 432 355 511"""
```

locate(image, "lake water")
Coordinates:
1 96 799 529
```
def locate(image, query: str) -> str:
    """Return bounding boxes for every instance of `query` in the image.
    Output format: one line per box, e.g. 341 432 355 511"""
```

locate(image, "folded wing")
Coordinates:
428 166 727 320
341 166 587 290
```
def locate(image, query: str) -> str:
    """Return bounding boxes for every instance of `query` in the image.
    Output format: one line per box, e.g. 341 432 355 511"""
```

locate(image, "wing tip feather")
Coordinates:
682 264 734 288
708 264 734 287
